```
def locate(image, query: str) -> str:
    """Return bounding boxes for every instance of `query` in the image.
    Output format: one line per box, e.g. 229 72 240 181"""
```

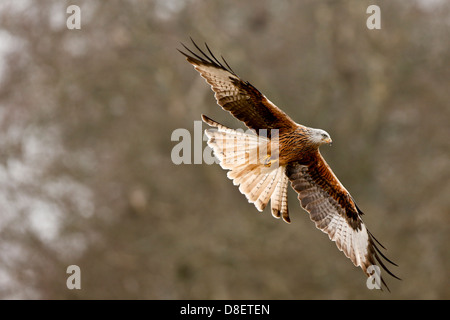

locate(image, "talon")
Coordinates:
263 155 273 167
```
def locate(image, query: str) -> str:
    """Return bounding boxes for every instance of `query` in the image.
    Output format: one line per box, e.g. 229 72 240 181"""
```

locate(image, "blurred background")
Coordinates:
0 0 448 299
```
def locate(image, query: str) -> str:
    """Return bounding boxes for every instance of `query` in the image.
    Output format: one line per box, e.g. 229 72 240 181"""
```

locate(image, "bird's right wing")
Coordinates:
286 152 400 291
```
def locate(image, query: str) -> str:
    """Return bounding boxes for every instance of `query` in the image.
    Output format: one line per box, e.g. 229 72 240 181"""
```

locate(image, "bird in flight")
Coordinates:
179 39 399 291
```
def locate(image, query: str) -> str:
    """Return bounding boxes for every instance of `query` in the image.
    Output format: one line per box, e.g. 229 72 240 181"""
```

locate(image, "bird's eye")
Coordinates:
321 133 327 138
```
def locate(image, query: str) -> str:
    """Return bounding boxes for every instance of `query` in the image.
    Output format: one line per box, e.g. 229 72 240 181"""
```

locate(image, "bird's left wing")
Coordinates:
286 152 400 291
178 39 296 135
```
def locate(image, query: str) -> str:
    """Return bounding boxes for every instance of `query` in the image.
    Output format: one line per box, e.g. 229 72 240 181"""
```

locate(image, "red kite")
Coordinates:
179 40 399 290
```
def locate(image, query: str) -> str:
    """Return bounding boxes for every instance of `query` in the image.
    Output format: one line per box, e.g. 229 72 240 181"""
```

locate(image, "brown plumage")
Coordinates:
179 39 399 291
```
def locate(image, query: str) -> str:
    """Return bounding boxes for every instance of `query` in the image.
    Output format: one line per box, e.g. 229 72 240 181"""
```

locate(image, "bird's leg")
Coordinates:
262 154 278 167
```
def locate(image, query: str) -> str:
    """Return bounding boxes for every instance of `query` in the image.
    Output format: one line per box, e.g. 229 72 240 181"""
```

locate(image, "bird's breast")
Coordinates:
277 129 316 165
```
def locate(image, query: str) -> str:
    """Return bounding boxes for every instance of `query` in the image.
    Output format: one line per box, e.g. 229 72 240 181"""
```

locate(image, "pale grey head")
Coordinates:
307 127 332 147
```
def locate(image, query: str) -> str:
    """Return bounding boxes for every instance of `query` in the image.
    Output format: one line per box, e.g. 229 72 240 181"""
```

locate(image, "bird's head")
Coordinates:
308 128 332 147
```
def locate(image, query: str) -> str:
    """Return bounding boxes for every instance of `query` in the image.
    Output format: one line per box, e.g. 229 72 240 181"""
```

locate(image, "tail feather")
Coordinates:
203 115 290 222
255 168 282 211
270 169 290 222
271 171 286 214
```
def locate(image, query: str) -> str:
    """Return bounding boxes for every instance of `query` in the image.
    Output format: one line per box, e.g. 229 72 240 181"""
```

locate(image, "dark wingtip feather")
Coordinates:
368 230 399 268
178 41 204 63
204 42 223 66
178 38 236 75
221 55 237 75
365 231 401 293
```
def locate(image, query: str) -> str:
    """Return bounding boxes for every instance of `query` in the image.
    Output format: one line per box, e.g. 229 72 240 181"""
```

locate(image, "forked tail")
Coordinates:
202 115 290 222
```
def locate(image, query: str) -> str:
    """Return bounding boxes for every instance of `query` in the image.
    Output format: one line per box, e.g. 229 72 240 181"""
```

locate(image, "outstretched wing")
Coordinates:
178 39 296 135
286 152 399 290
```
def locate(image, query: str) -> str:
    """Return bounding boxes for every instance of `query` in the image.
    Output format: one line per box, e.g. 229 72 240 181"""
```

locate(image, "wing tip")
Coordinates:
178 38 237 75
365 231 401 292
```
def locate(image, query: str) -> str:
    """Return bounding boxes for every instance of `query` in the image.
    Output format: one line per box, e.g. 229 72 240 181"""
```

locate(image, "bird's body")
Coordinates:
179 40 399 290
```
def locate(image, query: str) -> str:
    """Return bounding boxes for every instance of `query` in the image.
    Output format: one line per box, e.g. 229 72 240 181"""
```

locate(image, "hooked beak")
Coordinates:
325 138 332 146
